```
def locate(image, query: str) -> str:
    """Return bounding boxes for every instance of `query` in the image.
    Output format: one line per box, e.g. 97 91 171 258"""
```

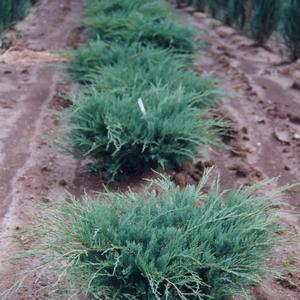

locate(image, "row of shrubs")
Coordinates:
176 0 300 60
0 0 38 32
62 0 226 180
5 1 291 299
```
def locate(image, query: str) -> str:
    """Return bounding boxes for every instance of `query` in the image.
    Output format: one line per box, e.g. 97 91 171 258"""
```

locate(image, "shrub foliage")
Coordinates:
17 171 287 299
66 42 218 109
84 12 196 54
83 0 196 54
179 0 300 55
227 0 247 30
249 0 281 45
63 87 223 179
0 0 38 32
282 0 300 60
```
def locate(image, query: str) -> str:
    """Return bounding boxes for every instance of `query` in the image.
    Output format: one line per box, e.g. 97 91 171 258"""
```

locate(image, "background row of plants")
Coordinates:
0 0 39 33
176 0 300 60
3 1 292 299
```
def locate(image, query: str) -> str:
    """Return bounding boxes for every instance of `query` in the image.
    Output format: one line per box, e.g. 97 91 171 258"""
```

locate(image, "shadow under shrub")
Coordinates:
62 87 224 179
15 170 289 299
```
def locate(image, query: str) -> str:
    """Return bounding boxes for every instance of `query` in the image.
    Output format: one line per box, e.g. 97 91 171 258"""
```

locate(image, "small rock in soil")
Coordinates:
254 115 266 124
274 125 291 144
293 133 300 140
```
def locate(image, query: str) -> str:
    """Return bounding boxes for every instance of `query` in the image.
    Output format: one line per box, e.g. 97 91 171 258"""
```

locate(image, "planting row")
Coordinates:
176 0 300 60
62 0 226 180
4 0 293 299
0 0 38 32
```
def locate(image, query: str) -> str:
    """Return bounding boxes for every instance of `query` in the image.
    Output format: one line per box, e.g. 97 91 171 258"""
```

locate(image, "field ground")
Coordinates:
0 1 300 299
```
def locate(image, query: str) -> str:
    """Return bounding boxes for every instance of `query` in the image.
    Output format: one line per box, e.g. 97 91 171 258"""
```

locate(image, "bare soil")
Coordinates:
0 1 299 299
0 0 84 298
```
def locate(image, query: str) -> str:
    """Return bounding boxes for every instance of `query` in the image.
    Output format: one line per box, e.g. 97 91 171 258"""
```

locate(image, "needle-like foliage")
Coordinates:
11 170 289 299
65 41 193 83
65 41 219 109
85 0 172 19
62 87 224 179
62 0 224 180
85 63 219 109
227 0 247 30
0 0 32 32
61 0 227 179
249 0 281 45
282 0 300 60
83 2 196 54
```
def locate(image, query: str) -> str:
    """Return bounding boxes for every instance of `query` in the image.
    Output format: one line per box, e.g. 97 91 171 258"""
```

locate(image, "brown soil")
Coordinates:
0 1 300 299
0 0 84 298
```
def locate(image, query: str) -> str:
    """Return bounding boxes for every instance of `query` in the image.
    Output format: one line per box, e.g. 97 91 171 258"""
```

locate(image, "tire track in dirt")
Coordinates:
179 10 300 299
0 0 84 297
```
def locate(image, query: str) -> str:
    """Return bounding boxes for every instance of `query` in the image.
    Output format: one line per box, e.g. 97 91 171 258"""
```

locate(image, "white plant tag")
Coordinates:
138 98 146 116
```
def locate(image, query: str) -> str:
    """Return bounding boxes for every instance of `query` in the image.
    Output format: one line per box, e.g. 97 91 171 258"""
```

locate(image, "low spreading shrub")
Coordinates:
62 87 223 179
62 0 224 180
85 0 171 19
83 10 196 54
282 0 300 60
65 41 192 82
66 41 219 109
15 170 288 299
85 63 219 109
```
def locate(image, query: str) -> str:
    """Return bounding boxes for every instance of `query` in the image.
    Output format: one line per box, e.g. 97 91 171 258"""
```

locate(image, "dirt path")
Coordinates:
0 0 84 297
178 9 300 300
